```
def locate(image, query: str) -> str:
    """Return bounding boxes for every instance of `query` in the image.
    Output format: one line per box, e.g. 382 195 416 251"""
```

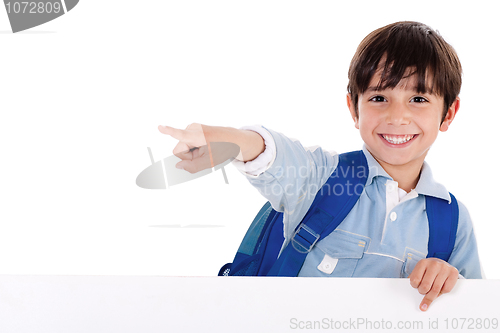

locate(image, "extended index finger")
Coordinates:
158 125 186 141
418 269 447 311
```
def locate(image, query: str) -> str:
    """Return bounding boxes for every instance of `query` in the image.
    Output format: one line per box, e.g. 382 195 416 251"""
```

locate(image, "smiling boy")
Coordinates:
158 21 483 311
348 64 458 193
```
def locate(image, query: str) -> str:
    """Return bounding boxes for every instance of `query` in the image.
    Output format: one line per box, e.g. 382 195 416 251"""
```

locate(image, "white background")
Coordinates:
0 0 498 278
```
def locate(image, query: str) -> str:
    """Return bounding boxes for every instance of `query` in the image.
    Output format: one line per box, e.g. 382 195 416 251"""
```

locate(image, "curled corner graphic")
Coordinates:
136 142 240 189
3 0 79 33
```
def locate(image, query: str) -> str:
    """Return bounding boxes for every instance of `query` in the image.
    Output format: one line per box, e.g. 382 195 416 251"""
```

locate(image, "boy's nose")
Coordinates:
386 104 411 126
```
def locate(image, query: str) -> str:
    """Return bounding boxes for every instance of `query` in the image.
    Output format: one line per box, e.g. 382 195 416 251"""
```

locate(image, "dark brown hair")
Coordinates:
347 21 462 122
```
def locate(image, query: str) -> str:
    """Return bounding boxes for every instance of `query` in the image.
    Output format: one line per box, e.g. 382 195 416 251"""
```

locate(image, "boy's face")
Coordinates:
347 70 459 171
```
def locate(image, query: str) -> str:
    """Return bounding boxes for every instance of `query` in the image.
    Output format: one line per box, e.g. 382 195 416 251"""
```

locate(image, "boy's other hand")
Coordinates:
409 258 459 312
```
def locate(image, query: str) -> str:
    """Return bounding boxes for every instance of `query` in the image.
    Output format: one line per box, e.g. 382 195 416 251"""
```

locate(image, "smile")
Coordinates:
380 134 417 145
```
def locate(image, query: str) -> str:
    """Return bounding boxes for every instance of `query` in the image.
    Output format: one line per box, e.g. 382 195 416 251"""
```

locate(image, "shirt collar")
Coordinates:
361 145 451 203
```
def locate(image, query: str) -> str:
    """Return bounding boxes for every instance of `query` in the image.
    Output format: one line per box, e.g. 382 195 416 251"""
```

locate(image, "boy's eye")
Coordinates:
369 96 386 102
411 96 428 103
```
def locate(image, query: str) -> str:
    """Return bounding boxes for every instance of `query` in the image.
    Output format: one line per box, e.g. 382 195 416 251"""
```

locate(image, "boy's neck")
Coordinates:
369 150 426 193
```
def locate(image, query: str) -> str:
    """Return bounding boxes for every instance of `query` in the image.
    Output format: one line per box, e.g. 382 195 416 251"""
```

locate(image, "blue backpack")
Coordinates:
219 150 459 277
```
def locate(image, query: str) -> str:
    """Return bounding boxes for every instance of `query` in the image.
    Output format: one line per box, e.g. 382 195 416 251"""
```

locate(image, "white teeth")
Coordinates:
382 134 415 144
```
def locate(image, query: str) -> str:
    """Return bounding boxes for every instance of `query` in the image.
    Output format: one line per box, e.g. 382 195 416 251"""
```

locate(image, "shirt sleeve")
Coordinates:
232 126 339 242
231 125 277 176
447 200 484 279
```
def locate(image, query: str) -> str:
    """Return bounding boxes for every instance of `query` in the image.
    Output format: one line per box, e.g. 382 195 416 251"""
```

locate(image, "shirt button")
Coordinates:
387 182 396 192
323 263 332 270
390 212 397 221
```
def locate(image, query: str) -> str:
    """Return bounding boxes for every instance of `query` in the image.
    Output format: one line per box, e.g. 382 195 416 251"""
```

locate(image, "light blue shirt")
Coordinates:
237 127 483 279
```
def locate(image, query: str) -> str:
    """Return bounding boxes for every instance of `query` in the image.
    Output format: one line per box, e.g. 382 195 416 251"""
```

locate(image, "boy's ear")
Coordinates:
439 97 460 132
347 93 360 129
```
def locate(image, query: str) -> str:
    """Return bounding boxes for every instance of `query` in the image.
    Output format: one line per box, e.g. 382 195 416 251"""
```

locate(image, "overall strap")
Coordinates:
425 193 459 262
267 150 369 276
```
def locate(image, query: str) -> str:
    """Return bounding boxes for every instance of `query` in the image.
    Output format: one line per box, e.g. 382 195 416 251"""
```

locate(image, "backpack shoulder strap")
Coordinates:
425 193 459 262
267 150 368 276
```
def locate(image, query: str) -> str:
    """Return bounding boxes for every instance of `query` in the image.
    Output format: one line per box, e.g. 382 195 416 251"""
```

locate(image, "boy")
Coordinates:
158 21 483 311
